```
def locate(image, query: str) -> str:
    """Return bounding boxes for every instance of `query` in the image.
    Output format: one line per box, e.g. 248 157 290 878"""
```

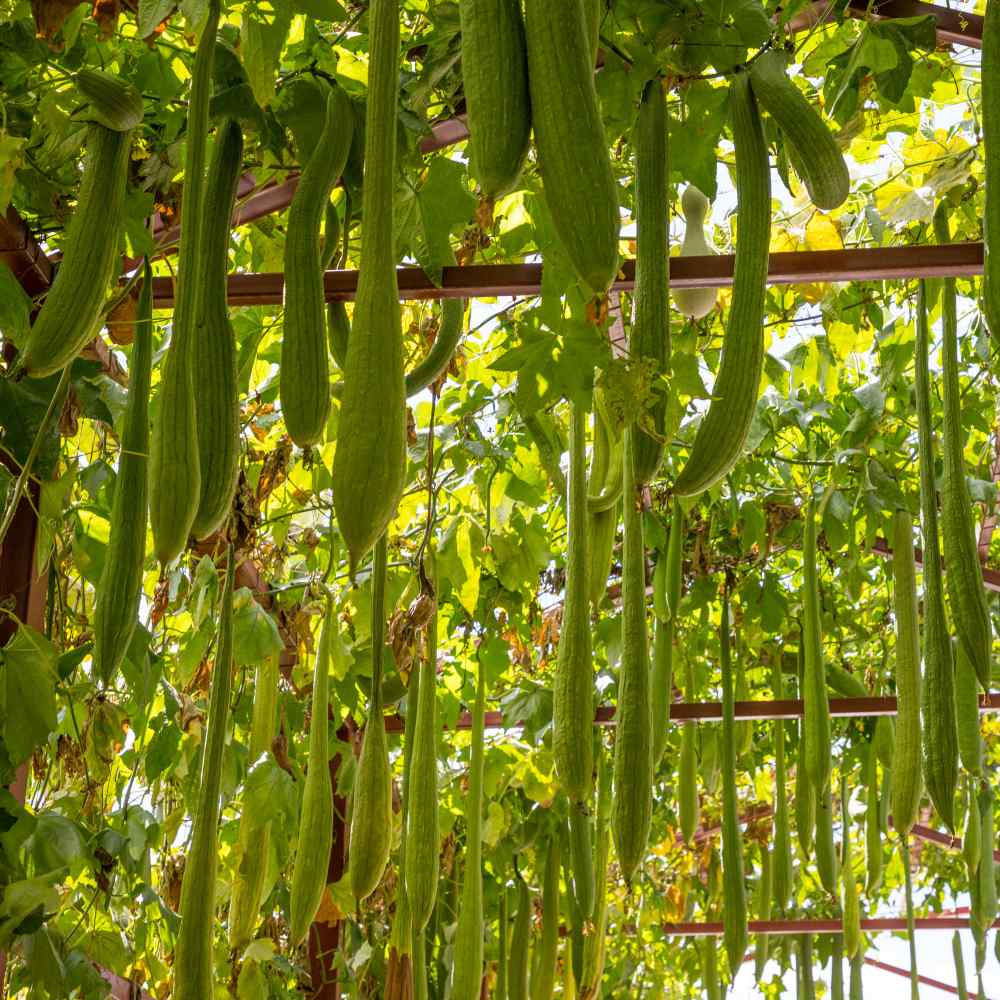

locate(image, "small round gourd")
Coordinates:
673 185 719 319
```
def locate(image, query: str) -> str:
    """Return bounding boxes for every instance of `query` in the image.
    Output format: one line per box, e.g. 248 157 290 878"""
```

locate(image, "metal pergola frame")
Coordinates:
0 1 995 992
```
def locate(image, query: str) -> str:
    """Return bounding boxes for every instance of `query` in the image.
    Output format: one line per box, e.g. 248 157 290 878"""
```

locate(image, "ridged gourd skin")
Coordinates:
650 498 683 766
864 743 882 896
191 119 244 540
331 0 406 574
748 49 849 211
405 292 465 397
148 1 220 564
983 0 1000 338
458 0 531 200
935 207 994 691
890 508 922 836
801 499 831 798
701 936 723 1000
567 801 594 921
228 653 279 953
19 126 131 378
794 647 815 859
530 834 560 1000
753 844 772 981
288 597 335 947
674 185 719 319
915 278 960 831
448 656 487 1000
281 83 353 448
849 951 864 1000
678 655 699 845
583 0 600 60
719 597 747 980
610 429 653 884
631 78 670 485
578 746 610 1000
972 784 998 941
585 400 621 608
815 771 838 897
507 870 531 1000
831 937 845 1000
404 589 440 932
553 403 594 804
770 660 792 912
841 773 861 959
173 549 236 999
496 886 509 1000
964 780 982 882
92 260 153 687
523 0 619 295
348 533 394 900
954 638 984 775
76 68 144 132
673 72 770 496
797 935 816 998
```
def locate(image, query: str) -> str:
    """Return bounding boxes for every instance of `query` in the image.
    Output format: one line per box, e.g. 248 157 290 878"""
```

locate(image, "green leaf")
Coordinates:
416 157 476 283
242 8 293 109
0 874 60 949
291 0 346 20
243 757 296 831
27 813 85 874
0 266 31 345
232 588 284 664
670 81 727 198
123 187 157 258
138 0 175 37
438 515 484 616
0 626 58 766
0 131 25 216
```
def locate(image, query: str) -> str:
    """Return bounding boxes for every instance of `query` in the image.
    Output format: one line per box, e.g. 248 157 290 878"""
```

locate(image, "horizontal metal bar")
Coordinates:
382 692 1000 733
0 206 54 299
663 916 1000 937
149 242 985 308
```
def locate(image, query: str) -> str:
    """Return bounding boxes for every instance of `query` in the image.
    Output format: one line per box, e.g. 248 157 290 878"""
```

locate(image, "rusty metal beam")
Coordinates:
0 206 54 299
872 536 1000 593
863 957 985 998
662 915 1000 937
149 242 985 308
383 692 1000 734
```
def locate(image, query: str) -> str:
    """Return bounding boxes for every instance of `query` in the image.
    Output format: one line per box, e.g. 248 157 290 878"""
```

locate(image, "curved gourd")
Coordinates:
981 0 1000 337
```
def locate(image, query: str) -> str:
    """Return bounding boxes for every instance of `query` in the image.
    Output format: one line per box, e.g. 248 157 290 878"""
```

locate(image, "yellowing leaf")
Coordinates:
804 213 843 251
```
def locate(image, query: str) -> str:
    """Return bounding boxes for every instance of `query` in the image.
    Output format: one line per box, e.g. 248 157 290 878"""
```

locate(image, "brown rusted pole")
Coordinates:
149 242 987 309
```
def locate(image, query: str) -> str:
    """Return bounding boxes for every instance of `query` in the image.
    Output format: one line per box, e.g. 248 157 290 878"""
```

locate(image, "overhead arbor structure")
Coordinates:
3 0 1000 997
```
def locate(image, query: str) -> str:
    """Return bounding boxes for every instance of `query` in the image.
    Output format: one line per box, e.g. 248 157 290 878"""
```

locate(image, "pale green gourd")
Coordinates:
288 597 335 947
673 186 719 319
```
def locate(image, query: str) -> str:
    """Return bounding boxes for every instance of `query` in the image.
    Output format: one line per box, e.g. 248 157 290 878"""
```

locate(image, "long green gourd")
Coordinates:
674 71 770 496
935 206 993 691
719 595 747 980
753 844 772 981
915 278 959 831
677 654 699 845
331 0 406 574
902 840 920 999
587 395 623 514
586 402 621 608
288 596 335 947
507 868 531 1000
983 0 1000 338
19 125 131 378
611 429 652 884
191 119 243 539
530 834 560 1000
553 402 594 804
795 645 815 859
748 50 849 211
964 778 982 883
458 0 531 201
228 653 279 953
631 78 670 485
771 659 792 911
567 800 594 924
75 68 144 132
349 534 393 900
841 772 861 959
651 499 683 767
954 929 971 1000
497 885 509 1000
93 260 153 686
523 0 618 295
578 745 610 1000
864 744 882 896
404 584 440 932
849 950 864 999
448 657 486 1000
815 777 839 896
149 0 219 565
802 499 831 797
281 83 353 448
173 549 236 998
701 936 722 1000
954 638 984 775
890 508 922 836
831 936 845 1000
972 783 997 946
